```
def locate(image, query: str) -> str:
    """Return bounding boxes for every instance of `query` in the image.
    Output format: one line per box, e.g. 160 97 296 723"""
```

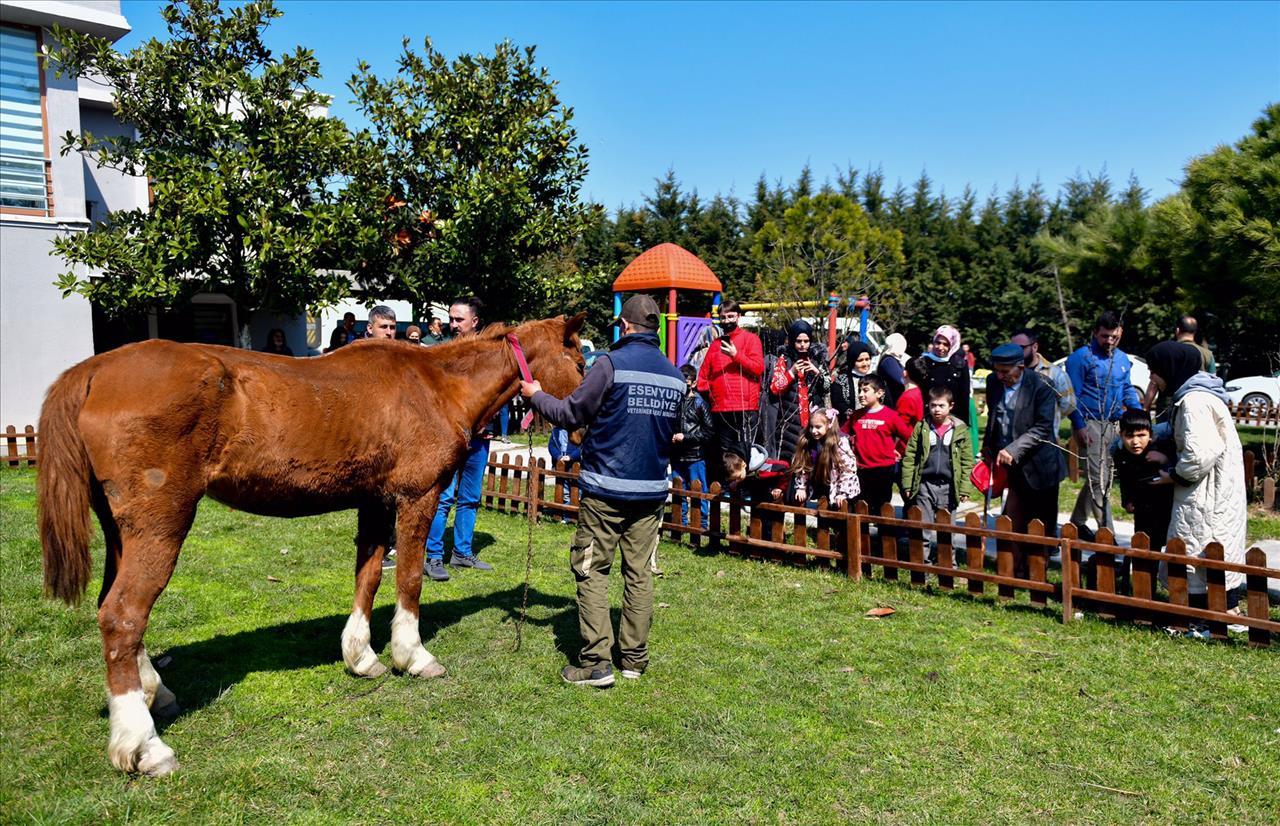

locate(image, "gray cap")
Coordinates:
619 294 660 330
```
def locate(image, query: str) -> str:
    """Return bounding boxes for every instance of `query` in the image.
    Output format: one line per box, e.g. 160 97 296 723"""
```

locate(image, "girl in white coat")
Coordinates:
1147 342 1248 608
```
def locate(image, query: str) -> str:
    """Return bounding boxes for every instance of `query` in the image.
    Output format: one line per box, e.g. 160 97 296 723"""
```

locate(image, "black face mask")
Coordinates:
722 321 737 333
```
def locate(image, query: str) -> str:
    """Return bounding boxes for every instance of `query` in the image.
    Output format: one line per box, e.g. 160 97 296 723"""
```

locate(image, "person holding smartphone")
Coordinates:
768 319 829 464
695 299 765 482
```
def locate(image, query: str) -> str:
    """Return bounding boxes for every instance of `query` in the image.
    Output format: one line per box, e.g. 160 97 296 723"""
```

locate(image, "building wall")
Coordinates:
0 222 95 427
0 1 129 429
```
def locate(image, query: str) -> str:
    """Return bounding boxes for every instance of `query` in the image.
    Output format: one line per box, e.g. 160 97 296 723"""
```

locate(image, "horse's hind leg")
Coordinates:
100 528 186 776
342 501 393 678
389 491 446 678
92 489 180 717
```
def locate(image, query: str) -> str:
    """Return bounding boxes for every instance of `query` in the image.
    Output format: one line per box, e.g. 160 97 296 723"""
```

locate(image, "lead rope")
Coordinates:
506 333 538 652
513 420 536 651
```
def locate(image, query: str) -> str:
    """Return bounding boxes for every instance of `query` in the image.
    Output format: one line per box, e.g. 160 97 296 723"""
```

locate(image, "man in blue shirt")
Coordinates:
1064 311 1143 539
521 295 683 688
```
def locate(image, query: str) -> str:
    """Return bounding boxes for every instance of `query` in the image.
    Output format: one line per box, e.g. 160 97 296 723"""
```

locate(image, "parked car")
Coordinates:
1224 371 1280 410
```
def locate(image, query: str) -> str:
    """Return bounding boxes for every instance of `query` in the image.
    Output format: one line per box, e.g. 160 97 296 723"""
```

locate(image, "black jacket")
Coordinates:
674 391 714 463
982 368 1065 491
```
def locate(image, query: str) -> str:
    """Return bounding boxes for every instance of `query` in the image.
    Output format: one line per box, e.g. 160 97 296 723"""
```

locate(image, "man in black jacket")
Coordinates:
983 342 1066 576
672 363 713 529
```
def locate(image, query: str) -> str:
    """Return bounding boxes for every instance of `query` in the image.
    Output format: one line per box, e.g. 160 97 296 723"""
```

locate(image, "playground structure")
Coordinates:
612 243 880 367
611 243 722 365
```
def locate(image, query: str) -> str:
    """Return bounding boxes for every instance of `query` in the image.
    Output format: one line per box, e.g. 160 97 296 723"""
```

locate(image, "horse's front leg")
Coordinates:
341 501 394 678
389 490 447 678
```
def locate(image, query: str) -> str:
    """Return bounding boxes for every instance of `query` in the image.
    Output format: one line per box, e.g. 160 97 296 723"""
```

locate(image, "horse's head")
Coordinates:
519 312 588 399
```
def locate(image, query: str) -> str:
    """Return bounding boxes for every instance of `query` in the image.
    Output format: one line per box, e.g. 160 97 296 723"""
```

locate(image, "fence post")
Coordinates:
965 512 985 596
1165 537 1190 634
995 515 1015 600
878 504 899 582
844 502 862 581
906 505 926 586
1060 522 1077 623
1026 519 1047 607
1129 532 1154 623
528 458 543 524
708 482 723 554
936 508 954 590
4 425 17 467
1093 527 1117 620
1204 543 1228 641
1245 547 1271 648
1067 433 1080 483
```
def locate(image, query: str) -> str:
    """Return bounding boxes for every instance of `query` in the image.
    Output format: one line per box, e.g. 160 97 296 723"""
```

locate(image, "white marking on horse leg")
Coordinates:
390 601 445 679
341 610 386 678
137 645 177 713
107 689 177 776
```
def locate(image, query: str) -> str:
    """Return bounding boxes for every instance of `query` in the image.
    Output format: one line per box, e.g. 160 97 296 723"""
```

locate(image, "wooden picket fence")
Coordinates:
484 451 1280 649
1228 400 1280 428
3 425 37 467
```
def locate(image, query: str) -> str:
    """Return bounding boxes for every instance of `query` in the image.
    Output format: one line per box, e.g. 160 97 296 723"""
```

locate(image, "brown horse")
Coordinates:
37 314 586 776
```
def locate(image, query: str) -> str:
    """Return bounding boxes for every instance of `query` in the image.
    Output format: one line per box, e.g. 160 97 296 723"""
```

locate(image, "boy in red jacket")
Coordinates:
844 374 912 513
696 300 764 479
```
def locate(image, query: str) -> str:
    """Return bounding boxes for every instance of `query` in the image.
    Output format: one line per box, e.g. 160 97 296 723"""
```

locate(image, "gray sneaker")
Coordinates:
380 549 397 570
448 554 493 571
562 663 615 688
424 558 450 581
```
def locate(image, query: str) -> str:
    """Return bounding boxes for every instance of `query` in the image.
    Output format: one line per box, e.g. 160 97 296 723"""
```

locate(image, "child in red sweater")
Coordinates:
844 374 912 513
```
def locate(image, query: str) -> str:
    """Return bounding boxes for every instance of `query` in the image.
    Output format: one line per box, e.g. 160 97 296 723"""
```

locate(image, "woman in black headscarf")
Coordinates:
1145 340 1247 612
831 336 876 425
768 319 830 462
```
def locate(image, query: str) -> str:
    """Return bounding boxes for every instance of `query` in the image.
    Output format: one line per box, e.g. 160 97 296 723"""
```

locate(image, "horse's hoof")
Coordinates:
137 739 177 777
409 660 446 680
352 660 388 679
152 699 182 723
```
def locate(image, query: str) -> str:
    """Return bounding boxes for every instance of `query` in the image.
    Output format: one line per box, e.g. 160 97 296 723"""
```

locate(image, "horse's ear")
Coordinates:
564 312 587 344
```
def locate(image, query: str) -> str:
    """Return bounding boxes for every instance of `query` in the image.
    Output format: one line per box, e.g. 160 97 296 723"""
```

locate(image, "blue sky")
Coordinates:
118 0 1279 210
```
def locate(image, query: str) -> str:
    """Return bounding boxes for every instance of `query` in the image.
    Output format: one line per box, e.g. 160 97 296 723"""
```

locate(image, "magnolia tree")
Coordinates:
48 0 359 343
345 37 592 319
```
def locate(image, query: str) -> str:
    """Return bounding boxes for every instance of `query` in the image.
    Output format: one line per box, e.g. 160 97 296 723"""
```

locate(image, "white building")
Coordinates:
1 0 139 428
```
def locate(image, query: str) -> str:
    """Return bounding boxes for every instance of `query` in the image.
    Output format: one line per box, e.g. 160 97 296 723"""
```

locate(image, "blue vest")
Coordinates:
580 332 684 503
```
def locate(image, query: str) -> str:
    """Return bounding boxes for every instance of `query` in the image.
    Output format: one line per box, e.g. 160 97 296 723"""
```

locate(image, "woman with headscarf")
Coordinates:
769 320 830 463
832 335 877 425
919 324 970 431
876 332 909 407
1146 341 1247 615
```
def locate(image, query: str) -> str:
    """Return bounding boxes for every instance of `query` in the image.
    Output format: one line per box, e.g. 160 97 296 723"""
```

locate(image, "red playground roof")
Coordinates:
612 243 723 292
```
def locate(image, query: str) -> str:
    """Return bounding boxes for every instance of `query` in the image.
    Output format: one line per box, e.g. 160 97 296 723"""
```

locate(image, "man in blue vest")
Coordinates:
520 295 683 688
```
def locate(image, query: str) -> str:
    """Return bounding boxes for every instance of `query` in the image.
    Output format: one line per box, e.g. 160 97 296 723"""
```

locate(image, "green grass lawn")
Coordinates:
2 467 1277 823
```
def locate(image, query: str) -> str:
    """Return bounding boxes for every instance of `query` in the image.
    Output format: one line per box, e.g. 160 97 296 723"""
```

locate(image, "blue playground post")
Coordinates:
612 292 623 342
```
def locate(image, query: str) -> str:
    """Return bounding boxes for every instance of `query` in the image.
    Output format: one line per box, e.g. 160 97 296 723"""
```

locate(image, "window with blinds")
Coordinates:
0 26 49 213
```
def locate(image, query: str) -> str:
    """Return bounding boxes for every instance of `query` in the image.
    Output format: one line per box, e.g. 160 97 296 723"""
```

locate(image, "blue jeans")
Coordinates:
498 405 510 438
426 438 490 561
671 459 709 529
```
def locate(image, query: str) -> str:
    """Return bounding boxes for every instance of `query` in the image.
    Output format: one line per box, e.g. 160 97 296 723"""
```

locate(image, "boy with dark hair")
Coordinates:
845 374 912 513
672 363 713 529
1111 409 1176 550
901 385 975 559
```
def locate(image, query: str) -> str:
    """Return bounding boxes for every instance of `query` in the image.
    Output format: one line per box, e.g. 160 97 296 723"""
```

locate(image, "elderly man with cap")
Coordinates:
520 295 684 688
983 342 1066 576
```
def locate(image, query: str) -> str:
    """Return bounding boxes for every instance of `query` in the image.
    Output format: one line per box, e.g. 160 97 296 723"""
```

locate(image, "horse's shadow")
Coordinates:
148 584 576 723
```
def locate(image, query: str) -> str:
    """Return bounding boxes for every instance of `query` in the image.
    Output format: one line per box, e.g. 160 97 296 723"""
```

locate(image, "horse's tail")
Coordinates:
37 360 96 605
